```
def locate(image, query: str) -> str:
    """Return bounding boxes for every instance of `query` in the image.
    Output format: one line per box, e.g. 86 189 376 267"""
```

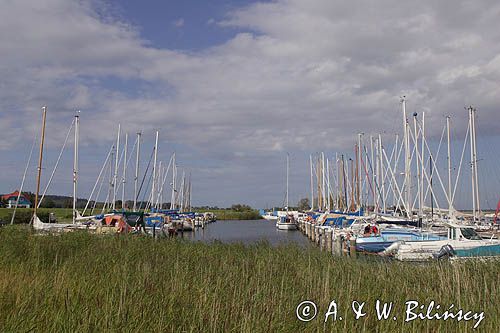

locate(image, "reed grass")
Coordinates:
0 226 497 332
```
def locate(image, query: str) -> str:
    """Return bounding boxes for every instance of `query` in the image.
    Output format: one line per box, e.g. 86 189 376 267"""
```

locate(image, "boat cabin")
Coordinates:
447 224 482 241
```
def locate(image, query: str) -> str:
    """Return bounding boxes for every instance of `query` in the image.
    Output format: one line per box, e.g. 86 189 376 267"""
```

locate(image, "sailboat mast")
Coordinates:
112 124 120 210
286 153 289 211
133 132 141 211
420 112 425 219
72 111 79 223
170 153 176 210
122 133 128 210
309 154 314 210
413 114 420 217
152 130 159 210
341 155 348 212
34 106 47 220
326 157 331 211
356 134 362 210
468 107 476 221
446 116 452 214
401 96 411 218
471 108 480 220
378 134 385 214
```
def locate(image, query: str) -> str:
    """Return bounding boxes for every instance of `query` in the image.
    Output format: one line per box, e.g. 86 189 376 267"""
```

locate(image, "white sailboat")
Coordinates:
276 154 297 231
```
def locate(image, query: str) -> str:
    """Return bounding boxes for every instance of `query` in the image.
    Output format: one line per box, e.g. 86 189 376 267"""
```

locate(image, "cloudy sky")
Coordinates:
1 0 500 209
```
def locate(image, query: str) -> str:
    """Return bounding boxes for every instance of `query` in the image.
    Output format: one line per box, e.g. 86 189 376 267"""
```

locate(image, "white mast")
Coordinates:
469 107 480 221
468 107 476 221
370 136 376 212
170 153 176 210
420 112 425 219
326 157 331 211
401 96 411 218
413 113 421 217
378 134 385 214
321 152 326 211
151 130 159 210
358 133 363 210
112 124 120 210
72 111 80 223
133 132 141 211
393 134 399 210
446 116 453 215
286 153 289 211
121 133 128 210
309 154 314 211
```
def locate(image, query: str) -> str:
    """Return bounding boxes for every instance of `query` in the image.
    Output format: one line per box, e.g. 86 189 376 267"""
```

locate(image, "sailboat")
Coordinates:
32 108 91 231
276 154 297 231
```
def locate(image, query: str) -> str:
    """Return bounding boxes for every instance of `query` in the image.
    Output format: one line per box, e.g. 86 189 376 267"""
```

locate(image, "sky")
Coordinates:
1 0 500 209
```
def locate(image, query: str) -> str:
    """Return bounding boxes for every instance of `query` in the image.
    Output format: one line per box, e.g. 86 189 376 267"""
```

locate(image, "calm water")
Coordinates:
183 219 310 246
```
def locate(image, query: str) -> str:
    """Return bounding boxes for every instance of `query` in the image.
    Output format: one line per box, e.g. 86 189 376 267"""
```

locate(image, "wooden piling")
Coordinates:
326 229 333 254
334 232 342 256
349 237 357 258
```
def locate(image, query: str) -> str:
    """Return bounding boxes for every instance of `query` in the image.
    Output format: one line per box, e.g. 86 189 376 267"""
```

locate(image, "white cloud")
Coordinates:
172 18 184 28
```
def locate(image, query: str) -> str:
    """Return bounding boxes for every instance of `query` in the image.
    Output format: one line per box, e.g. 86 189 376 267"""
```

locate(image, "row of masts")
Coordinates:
308 98 482 222
87 126 192 216
27 107 193 225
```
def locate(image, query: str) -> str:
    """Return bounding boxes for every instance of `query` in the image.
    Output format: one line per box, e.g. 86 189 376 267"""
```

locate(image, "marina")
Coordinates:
1 1 500 332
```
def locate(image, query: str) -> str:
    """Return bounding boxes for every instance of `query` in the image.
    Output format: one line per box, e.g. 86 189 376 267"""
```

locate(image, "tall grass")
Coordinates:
0 226 497 332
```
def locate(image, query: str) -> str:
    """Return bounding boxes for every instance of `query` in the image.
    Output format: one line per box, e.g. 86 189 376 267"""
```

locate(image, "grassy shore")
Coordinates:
193 209 262 220
0 208 262 224
0 227 497 332
0 208 73 224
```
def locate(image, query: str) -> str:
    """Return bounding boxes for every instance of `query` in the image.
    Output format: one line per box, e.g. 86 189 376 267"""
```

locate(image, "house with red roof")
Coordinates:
1 191 32 208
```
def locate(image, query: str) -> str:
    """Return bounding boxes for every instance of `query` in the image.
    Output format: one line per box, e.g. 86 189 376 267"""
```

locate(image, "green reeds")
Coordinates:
0 226 497 332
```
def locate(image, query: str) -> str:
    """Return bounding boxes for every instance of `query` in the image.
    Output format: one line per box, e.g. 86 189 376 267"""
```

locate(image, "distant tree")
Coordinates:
40 198 56 208
230 204 252 212
63 198 73 208
297 198 310 211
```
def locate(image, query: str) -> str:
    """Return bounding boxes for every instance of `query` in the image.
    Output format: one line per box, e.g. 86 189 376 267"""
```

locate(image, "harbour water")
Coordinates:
184 219 310 246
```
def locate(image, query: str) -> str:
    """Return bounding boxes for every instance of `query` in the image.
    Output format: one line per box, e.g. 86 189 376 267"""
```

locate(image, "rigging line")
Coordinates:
155 155 174 208
115 135 139 198
82 144 114 216
137 148 155 210
451 123 470 205
10 129 38 225
423 123 446 204
363 145 384 202
360 146 376 199
38 119 75 208
90 165 107 216
140 167 154 212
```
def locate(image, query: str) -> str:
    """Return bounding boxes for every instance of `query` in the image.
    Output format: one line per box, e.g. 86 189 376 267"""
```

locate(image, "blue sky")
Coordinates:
1 1 500 210
108 0 256 51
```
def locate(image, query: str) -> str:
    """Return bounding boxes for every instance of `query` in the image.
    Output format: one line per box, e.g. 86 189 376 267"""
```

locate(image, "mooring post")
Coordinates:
334 232 342 256
326 229 333 254
349 237 357 258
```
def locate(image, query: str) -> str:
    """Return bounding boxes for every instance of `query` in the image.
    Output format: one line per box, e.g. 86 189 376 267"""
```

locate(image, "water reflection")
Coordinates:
183 219 310 246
